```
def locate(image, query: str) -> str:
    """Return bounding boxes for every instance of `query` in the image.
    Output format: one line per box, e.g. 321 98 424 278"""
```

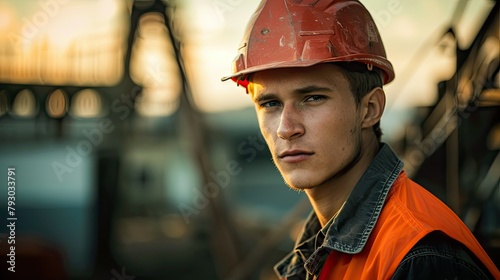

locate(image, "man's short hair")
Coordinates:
335 62 384 142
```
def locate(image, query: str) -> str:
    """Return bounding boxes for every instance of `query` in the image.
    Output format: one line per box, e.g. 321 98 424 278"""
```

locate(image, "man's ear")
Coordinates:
360 87 386 129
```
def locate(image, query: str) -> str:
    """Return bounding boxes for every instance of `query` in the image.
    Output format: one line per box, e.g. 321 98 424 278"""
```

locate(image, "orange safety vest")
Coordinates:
318 172 500 280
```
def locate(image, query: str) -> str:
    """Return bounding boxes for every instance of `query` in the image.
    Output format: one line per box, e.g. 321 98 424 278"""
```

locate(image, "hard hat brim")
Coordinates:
221 54 394 85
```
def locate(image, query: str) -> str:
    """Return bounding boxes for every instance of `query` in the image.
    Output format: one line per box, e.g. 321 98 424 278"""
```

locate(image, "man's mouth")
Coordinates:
278 149 314 163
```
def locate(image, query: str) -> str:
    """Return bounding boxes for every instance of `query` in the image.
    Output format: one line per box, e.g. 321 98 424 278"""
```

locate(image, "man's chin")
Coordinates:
279 168 318 190
284 179 317 191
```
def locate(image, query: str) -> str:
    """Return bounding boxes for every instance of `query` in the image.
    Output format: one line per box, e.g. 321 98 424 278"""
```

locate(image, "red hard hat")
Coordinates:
221 0 395 89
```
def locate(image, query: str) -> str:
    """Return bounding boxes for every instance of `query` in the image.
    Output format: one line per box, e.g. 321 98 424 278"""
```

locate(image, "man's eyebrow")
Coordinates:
253 93 278 104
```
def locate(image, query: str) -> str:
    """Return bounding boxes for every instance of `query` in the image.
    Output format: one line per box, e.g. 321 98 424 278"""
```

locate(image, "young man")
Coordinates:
222 0 500 279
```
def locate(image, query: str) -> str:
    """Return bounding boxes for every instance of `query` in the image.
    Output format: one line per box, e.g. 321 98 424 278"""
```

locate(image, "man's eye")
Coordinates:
261 100 281 108
305 95 325 102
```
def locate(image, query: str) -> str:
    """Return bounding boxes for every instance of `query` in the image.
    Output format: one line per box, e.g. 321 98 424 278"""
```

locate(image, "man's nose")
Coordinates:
276 105 305 140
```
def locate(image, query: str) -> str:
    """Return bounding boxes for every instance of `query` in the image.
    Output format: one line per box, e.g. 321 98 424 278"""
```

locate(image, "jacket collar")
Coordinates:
275 143 404 279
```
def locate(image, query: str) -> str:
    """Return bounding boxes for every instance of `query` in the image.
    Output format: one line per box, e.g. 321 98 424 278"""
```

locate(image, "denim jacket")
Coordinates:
274 144 494 280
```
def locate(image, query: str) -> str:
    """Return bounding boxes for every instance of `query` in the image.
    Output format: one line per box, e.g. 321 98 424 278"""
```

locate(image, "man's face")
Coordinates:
249 64 363 190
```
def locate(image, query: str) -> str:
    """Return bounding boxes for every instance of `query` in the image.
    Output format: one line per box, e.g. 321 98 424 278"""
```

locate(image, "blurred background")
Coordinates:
0 0 498 279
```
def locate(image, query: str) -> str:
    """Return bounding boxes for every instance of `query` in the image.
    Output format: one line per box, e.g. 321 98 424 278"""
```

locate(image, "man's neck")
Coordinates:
305 136 380 227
